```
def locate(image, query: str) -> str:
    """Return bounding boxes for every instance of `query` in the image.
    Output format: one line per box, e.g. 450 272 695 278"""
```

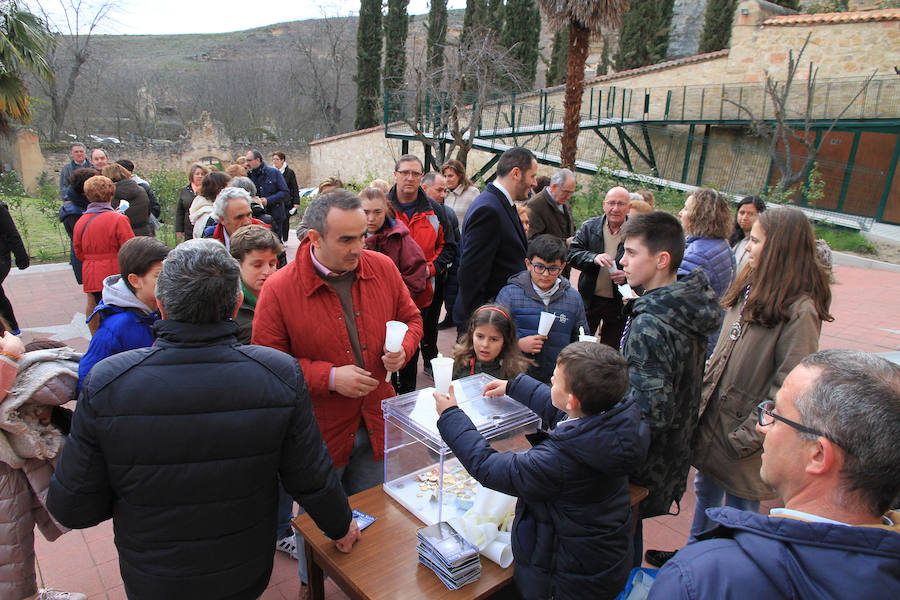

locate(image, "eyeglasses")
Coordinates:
756 401 851 453
529 261 563 275
395 170 424 178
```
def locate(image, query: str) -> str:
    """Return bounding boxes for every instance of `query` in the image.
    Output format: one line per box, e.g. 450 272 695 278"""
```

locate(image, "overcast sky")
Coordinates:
29 1 468 36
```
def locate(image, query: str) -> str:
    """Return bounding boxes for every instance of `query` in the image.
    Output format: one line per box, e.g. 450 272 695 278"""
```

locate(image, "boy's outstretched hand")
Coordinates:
482 379 508 398
433 384 458 414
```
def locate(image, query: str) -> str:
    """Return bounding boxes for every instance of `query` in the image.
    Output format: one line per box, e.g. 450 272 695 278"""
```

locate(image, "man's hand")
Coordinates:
482 379 508 398
610 270 627 285
433 384 458 414
593 253 615 268
518 334 546 354
382 346 407 373
334 365 378 398
334 518 361 553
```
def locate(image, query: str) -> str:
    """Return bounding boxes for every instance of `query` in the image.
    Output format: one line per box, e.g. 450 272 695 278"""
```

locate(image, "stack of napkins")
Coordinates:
416 522 482 589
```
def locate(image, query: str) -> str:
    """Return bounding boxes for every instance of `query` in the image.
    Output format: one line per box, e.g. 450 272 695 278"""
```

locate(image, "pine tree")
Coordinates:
546 28 569 87
501 0 541 90
383 0 410 112
355 0 382 130
700 0 800 53
488 0 505 37
613 0 675 71
427 0 448 77
461 0 488 45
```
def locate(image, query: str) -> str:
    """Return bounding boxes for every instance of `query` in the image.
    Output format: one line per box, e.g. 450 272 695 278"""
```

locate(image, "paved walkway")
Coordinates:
5 243 899 598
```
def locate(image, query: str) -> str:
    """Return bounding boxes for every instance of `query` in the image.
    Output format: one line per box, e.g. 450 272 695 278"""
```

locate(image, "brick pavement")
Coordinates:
5 248 898 598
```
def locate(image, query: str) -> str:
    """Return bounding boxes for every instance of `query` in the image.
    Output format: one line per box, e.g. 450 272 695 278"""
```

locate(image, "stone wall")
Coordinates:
668 0 710 59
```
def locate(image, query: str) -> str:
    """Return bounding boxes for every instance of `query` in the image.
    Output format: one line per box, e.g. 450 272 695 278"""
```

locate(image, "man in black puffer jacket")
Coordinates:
47 239 359 600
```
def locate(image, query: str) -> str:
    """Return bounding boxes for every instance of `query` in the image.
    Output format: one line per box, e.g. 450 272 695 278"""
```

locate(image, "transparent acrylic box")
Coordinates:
382 373 540 525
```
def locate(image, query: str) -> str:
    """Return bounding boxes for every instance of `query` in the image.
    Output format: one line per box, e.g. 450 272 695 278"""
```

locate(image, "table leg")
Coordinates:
305 541 325 600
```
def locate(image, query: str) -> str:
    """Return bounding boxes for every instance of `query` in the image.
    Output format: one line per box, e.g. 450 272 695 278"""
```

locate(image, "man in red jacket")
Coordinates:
387 154 456 393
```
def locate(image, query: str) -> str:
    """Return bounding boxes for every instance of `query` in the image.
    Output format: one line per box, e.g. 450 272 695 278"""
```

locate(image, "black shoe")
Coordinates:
437 318 455 330
644 549 677 567
423 364 434 379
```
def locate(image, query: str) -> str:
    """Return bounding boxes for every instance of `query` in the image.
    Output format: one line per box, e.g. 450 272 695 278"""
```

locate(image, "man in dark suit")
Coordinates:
453 147 537 330
273 151 300 242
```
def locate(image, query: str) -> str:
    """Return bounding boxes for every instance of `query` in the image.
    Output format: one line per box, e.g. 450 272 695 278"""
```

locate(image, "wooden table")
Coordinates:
294 484 649 600
293 486 514 600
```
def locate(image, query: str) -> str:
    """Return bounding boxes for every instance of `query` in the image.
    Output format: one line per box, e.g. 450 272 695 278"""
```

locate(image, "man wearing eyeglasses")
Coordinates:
387 155 456 392
525 168 576 245
648 349 900 600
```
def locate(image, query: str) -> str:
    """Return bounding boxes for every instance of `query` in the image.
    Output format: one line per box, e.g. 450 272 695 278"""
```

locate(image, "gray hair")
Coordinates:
228 176 257 197
155 239 241 324
304 189 361 236
213 187 252 224
629 192 643 203
550 168 574 187
422 172 438 187
795 349 900 515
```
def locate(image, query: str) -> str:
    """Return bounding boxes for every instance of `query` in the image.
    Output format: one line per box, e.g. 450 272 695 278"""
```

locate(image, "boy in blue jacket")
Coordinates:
496 234 587 383
78 237 170 387
435 342 650 600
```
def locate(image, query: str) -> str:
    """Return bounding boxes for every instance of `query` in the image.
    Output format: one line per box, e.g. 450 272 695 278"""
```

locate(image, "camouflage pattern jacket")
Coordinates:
621 268 722 519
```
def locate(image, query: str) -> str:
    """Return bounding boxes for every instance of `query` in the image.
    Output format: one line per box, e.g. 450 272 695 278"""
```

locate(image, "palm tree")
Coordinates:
538 1 629 169
0 1 54 134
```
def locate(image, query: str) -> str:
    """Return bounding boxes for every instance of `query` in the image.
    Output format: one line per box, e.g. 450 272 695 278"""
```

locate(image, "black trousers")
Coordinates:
395 273 446 394
0 260 19 331
586 294 626 350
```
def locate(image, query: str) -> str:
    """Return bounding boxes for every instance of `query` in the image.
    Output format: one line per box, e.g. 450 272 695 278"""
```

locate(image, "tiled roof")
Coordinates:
762 9 900 26
308 124 385 145
583 49 730 86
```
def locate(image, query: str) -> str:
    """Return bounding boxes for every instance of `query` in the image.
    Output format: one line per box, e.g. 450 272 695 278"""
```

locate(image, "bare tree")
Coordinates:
34 0 118 141
725 33 876 192
399 26 524 168
289 14 356 138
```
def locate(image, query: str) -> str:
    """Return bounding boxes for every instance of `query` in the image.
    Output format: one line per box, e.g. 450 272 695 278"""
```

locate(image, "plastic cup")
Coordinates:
431 355 454 395
578 334 598 343
384 321 408 382
537 312 556 336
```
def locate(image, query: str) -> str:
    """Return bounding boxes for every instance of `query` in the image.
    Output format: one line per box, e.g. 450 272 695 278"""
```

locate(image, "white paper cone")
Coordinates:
384 320 408 381
578 334 598 343
537 312 556 336
495 531 511 545
431 356 454 395
482 540 513 568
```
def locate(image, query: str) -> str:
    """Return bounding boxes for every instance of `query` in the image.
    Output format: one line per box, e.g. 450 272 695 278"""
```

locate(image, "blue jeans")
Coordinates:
296 424 384 584
689 471 760 543
277 480 294 539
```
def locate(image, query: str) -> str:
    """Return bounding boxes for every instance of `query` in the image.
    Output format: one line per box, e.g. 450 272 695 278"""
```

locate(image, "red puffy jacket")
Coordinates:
73 208 135 293
252 239 423 467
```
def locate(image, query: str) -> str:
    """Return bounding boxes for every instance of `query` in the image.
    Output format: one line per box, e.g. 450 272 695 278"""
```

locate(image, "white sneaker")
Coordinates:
276 534 298 560
37 590 87 600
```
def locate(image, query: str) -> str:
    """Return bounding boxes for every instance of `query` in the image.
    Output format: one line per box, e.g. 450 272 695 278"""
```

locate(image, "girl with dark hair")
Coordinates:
666 207 832 561
452 304 531 379
729 196 766 272
176 164 209 242
441 159 479 222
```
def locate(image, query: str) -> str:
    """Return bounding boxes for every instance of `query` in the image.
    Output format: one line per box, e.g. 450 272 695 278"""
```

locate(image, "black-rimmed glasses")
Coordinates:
756 401 851 454
529 261 563 275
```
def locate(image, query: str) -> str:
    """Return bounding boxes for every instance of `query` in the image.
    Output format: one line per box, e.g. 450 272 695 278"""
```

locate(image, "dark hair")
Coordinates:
556 342 629 414
527 234 566 263
273 151 286 161
118 237 171 293
229 224 283 262
722 207 832 327
796 350 900 516
452 304 532 379
441 158 472 190
622 211 685 273
685 188 732 239
199 171 232 201
155 239 241 323
304 189 362 236
395 154 424 172
69 168 100 195
533 175 550 194
496 147 536 178
69 142 85 152
116 159 135 173
249 149 264 161
729 195 766 246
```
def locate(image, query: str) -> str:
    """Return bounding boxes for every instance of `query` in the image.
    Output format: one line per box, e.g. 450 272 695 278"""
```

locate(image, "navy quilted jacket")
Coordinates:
437 374 650 600
495 270 588 382
649 507 900 600
48 320 351 600
678 236 735 356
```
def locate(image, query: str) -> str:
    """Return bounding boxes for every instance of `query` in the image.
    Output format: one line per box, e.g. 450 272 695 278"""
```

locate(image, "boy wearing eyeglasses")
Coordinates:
496 234 587 383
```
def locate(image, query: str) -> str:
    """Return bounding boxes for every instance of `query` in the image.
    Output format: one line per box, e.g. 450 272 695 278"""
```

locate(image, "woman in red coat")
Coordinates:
360 187 430 308
73 175 135 335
